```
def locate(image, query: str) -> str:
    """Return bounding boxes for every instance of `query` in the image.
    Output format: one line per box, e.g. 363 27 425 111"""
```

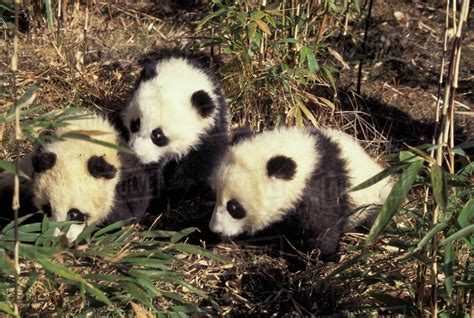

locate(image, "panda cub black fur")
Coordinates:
122 50 228 202
0 112 161 241
209 127 393 258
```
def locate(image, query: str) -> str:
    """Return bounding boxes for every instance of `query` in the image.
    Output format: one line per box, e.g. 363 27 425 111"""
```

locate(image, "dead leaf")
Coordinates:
393 11 406 22
327 47 349 70
131 302 154 318
255 19 271 35
318 97 336 110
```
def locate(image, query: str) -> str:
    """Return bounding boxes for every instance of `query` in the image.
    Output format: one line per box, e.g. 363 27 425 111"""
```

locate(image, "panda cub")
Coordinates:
0 112 161 241
122 50 228 201
209 127 393 258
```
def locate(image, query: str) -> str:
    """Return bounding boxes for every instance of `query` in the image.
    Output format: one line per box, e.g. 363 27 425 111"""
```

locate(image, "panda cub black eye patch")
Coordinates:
67 208 87 222
130 118 140 133
32 151 57 173
266 155 297 180
151 128 169 147
88 156 117 179
191 90 215 118
42 203 52 217
226 199 246 219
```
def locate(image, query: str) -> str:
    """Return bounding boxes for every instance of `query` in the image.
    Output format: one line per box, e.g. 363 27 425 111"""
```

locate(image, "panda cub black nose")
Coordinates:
68 208 86 222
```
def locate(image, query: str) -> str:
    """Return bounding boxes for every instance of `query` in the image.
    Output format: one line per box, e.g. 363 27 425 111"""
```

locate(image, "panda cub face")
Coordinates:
32 149 120 241
210 155 299 237
123 56 219 164
210 128 319 237
31 114 122 241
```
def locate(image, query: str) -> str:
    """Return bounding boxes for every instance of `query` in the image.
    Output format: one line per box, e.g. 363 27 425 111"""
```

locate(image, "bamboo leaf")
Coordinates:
0 302 17 317
0 249 16 276
19 245 112 306
16 84 38 110
93 219 134 238
365 159 423 246
348 161 407 193
306 49 318 73
443 225 474 246
174 243 227 262
279 38 300 44
255 19 271 35
170 227 198 244
247 22 257 44
317 97 336 110
196 6 229 28
412 221 448 253
61 133 133 154
324 251 375 281
0 160 16 173
1 214 39 233
299 45 309 63
122 282 153 308
370 292 418 316
444 243 454 299
431 165 448 211
327 46 349 69
322 66 336 90
294 96 318 127
353 0 361 13
457 199 474 228
131 302 154 318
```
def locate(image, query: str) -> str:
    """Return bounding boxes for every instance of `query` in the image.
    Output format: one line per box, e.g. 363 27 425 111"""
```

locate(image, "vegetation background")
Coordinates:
0 0 472 316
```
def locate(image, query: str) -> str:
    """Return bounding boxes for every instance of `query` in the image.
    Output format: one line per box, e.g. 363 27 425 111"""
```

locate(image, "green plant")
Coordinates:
326 146 472 316
0 216 222 316
196 0 359 129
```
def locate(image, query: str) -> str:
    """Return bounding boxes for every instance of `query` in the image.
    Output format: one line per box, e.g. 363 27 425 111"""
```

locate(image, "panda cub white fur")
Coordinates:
0 112 160 241
122 50 228 198
209 127 393 258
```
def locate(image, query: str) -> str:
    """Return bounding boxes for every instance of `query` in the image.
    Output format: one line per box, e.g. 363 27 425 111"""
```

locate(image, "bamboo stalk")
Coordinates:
419 1 453 313
431 1 469 316
11 0 21 315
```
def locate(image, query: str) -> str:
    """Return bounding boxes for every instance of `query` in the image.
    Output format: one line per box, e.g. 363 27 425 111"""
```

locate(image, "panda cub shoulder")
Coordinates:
0 112 161 241
209 127 392 258
122 50 228 199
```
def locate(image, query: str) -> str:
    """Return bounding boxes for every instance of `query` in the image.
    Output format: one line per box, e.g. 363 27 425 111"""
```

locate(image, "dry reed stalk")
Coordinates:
11 0 21 315
430 0 470 316
417 0 453 312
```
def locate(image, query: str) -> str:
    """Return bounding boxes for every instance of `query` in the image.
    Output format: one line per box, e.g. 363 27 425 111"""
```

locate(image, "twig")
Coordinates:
356 0 374 94
83 0 89 61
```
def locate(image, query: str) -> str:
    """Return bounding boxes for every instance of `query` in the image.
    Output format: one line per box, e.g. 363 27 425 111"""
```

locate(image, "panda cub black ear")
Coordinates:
88 156 117 179
191 90 215 118
138 61 158 82
32 152 57 173
266 155 297 180
231 126 253 145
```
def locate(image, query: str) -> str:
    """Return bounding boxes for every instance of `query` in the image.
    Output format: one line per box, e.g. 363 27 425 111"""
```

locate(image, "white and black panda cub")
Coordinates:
209 127 393 259
0 112 161 241
122 50 228 202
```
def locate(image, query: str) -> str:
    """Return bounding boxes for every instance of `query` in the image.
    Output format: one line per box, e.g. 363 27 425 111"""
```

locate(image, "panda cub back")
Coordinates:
122 50 228 199
209 127 392 258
